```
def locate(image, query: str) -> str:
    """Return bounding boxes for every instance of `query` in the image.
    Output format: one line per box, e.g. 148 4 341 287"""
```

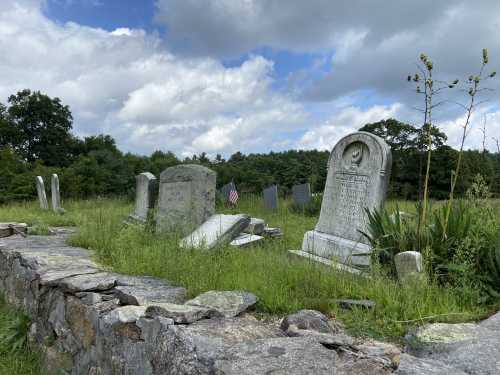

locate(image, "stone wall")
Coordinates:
0 231 347 374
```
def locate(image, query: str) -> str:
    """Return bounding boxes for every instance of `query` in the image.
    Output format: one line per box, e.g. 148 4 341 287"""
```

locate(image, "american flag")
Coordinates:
228 182 239 204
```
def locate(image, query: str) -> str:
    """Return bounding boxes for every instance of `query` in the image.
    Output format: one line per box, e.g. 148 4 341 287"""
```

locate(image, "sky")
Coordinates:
1 0 500 157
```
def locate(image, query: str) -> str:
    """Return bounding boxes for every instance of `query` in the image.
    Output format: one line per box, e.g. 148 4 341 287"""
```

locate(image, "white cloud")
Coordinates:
299 104 402 150
0 0 307 156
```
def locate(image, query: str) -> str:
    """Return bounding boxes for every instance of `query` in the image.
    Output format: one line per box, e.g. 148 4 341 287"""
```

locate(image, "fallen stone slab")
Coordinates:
186 291 258 318
243 218 265 235
229 233 264 247
263 226 283 237
180 214 250 249
145 302 221 323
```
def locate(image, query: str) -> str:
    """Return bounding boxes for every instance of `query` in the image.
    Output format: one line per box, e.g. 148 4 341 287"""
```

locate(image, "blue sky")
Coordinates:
1 0 500 156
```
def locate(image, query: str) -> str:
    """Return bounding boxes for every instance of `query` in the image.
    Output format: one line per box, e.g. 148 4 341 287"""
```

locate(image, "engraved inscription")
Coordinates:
330 173 369 239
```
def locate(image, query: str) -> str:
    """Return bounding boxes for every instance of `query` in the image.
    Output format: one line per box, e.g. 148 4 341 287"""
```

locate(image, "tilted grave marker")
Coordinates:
129 172 157 223
263 185 279 211
156 164 216 235
292 183 312 207
35 176 49 210
299 132 391 267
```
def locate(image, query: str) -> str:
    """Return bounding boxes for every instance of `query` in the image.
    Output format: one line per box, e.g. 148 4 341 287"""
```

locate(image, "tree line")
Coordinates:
1 90 499 203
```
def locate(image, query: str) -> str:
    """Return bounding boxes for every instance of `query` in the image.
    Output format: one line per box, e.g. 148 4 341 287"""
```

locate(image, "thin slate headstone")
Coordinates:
35 176 49 210
130 172 157 223
51 174 63 213
300 131 391 267
220 181 235 202
292 183 312 207
156 164 216 235
263 185 278 211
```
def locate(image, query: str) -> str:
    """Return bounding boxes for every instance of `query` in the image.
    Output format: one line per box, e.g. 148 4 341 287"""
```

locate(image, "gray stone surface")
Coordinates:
288 249 367 275
292 183 312 207
263 184 279 210
302 131 391 267
280 309 337 335
395 251 424 283
51 173 64 213
336 299 376 310
186 291 258 318
35 175 49 209
156 164 216 235
229 233 264 247
405 314 500 374
145 302 221 323
396 354 468 375
130 172 157 223
180 214 250 249
243 217 265 235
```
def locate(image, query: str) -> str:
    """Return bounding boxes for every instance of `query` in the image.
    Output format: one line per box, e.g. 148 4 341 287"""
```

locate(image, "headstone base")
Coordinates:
301 230 371 267
287 250 366 276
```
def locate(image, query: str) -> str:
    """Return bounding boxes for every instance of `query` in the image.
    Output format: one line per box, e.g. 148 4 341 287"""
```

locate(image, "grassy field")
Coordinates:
0 296 42 375
0 197 493 342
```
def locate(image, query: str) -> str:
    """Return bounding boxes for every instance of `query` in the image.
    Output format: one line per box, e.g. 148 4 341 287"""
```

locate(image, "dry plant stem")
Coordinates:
443 64 485 238
393 312 470 324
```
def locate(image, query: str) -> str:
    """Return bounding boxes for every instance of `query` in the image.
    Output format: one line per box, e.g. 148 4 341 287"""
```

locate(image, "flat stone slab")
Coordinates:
114 284 187 305
229 233 264 247
288 250 367 276
180 214 250 249
336 299 376 310
145 302 221 323
186 291 258 318
56 272 118 293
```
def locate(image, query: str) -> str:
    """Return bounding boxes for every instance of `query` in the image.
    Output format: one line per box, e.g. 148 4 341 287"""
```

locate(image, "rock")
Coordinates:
355 339 401 369
396 354 467 375
56 272 117 293
394 251 424 284
186 291 258 318
180 214 251 249
103 306 148 325
145 302 221 323
243 218 265 235
229 233 264 247
114 285 187 306
0 223 28 238
336 299 376 310
281 309 337 335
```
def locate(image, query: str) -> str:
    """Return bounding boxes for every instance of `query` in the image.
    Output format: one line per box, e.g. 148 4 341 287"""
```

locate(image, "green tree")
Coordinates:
2 90 77 166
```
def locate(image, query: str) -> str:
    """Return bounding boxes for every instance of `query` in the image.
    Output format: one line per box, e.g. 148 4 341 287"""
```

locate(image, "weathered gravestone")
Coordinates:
220 181 236 203
51 174 64 213
156 164 216 235
292 183 312 207
129 172 157 223
263 185 279 211
35 176 49 210
298 132 391 267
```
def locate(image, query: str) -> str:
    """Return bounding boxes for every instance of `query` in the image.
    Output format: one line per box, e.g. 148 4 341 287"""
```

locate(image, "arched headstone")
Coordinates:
301 132 391 267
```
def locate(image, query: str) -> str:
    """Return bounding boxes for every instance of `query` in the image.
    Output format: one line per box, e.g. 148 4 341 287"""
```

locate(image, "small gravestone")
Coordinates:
180 214 250 249
394 251 424 284
263 185 279 211
220 181 236 203
129 172 157 223
292 183 312 207
156 164 216 235
51 174 64 213
35 176 49 210
297 132 391 267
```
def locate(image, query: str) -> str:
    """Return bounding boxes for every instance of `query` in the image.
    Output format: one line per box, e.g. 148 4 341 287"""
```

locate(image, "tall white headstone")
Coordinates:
129 172 157 223
51 174 62 212
35 176 49 210
301 132 391 267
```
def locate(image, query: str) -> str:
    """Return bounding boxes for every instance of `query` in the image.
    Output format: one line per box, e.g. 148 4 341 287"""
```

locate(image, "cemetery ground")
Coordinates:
1 196 497 355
